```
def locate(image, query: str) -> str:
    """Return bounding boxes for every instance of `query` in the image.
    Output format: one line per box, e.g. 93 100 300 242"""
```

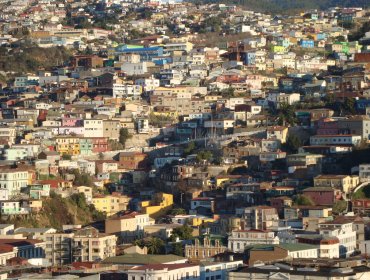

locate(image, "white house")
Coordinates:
228 230 279 253
319 219 357 258
83 119 104 138
127 264 200 280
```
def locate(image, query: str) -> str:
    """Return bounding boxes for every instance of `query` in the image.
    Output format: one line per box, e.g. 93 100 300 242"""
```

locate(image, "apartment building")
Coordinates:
0 169 30 197
313 175 359 194
228 229 279 253
241 206 279 230
72 227 117 262
91 194 130 216
83 119 104 138
186 238 227 261
319 218 357 258
44 232 74 266
105 211 153 242
127 264 200 280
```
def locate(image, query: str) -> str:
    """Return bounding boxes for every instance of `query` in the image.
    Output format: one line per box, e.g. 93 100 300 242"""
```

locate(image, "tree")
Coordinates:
170 208 187 215
98 152 104 160
343 97 355 114
220 87 235 98
172 242 184 256
285 134 302 153
71 169 93 187
196 150 213 162
170 225 193 241
294 195 315 206
62 154 72 160
146 237 165 254
184 141 196 155
119 128 132 148
333 200 347 214
277 103 296 126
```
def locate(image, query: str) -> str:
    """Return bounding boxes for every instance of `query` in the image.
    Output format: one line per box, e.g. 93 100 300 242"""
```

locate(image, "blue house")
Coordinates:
301 40 315 48
244 52 256 65
115 45 164 62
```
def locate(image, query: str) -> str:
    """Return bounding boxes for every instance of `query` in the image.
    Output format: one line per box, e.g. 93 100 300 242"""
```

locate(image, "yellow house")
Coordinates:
271 45 286 53
55 136 80 156
92 194 130 216
151 13 165 21
313 175 359 194
140 193 173 218
152 110 178 118
208 175 242 188
189 216 215 227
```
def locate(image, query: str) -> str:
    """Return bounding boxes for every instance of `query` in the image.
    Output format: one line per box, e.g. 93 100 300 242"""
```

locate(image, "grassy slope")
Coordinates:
1 194 105 230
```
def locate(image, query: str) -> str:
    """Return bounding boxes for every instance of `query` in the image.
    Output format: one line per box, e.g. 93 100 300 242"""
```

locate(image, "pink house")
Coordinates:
58 127 85 135
302 187 342 206
61 118 83 127
316 118 339 135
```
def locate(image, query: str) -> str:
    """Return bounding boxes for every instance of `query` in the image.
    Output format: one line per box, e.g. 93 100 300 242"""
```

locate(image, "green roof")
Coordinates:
246 243 318 252
102 253 186 265
278 243 318 252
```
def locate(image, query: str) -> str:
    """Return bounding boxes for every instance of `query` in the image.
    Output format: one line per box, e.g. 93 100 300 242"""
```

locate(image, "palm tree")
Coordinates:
146 237 164 254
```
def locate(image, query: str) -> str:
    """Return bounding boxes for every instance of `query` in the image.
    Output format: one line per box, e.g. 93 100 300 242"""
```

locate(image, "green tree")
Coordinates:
71 170 93 187
146 237 165 254
285 134 302 153
172 242 184 256
333 200 347 214
119 128 132 148
277 103 296 126
196 150 213 162
184 142 196 155
343 97 355 114
62 154 72 160
294 195 315 206
220 87 235 98
170 208 187 215
171 225 193 241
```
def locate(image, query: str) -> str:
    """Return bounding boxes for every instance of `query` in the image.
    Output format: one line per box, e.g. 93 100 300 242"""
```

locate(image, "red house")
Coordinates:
302 187 342 206
119 152 148 170
352 199 370 215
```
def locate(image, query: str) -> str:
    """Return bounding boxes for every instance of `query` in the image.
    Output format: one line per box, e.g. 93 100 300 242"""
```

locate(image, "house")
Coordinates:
358 164 370 182
240 206 279 230
185 237 227 261
105 211 154 243
119 152 148 170
228 262 370 279
228 230 279 253
102 253 187 266
44 227 117 265
139 193 174 218
0 239 46 262
0 169 31 197
310 135 361 146
127 264 200 280
244 243 318 266
143 223 182 240
266 126 288 144
319 218 357 258
0 224 14 235
92 193 130 216
302 187 342 206
313 175 359 194
200 261 244 280
352 199 370 215
190 197 215 216
72 227 117 262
